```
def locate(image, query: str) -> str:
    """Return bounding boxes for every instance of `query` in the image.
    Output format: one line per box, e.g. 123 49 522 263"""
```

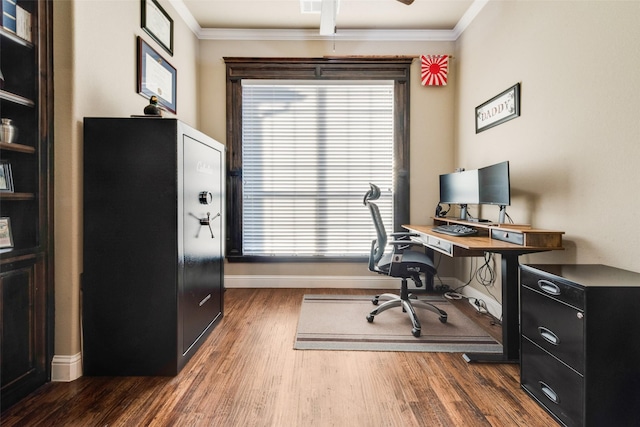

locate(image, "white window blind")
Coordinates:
241 80 394 257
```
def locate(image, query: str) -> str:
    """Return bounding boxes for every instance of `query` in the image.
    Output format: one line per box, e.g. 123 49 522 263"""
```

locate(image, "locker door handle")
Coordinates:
199 212 221 238
199 294 212 307
190 212 221 238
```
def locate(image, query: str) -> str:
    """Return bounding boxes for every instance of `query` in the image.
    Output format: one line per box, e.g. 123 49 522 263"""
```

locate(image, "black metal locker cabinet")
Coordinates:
82 118 225 376
181 134 223 354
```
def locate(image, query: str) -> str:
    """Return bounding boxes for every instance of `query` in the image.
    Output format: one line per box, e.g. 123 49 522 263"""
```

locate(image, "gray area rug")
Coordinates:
294 294 502 353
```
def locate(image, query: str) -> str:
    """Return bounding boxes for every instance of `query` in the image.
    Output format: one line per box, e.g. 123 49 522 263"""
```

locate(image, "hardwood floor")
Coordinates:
1 288 555 426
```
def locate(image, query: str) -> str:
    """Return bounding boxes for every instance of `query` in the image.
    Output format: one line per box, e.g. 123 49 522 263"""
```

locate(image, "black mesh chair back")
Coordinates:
363 183 447 337
363 184 386 265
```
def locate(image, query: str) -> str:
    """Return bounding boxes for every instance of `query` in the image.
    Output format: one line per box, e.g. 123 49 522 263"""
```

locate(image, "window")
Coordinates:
242 80 394 257
224 57 412 261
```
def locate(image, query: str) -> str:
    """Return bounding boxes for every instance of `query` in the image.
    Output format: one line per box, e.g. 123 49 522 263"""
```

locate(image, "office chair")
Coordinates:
363 184 447 337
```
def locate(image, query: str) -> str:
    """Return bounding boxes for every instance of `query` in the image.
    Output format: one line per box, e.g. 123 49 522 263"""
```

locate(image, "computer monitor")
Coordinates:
439 169 479 220
478 161 510 206
478 161 510 222
439 161 511 222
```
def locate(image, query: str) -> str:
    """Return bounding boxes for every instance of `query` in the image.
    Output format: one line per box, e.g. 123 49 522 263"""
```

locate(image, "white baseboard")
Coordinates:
51 353 83 382
455 283 502 320
224 274 459 290
225 275 396 289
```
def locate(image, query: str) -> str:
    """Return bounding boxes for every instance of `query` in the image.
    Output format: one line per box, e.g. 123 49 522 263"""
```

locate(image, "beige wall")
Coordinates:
52 1 455 366
454 0 640 299
53 0 200 357
198 40 457 277
52 0 640 369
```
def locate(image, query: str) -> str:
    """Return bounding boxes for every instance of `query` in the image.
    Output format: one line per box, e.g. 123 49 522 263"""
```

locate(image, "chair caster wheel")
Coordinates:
366 314 374 323
440 316 447 323
412 328 421 338
371 298 379 305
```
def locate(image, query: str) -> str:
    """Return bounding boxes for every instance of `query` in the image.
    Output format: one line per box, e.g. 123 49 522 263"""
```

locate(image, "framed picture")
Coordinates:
0 161 14 192
475 83 521 133
141 0 173 56
137 36 177 114
0 217 13 249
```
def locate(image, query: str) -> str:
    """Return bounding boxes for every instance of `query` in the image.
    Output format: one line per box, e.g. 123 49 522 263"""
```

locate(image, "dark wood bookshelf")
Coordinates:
0 0 54 412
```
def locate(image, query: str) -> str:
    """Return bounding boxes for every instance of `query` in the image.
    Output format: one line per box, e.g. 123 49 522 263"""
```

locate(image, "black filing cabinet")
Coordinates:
520 264 640 426
82 118 225 376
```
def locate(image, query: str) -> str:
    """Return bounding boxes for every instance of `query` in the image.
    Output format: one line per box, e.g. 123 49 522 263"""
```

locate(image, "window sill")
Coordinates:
226 255 368 263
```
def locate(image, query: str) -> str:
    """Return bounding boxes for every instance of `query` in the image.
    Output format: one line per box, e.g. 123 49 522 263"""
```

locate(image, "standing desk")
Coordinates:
404 219 564 363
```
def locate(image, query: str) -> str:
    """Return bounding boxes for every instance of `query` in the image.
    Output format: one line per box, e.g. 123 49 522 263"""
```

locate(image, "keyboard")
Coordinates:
432 224 478 237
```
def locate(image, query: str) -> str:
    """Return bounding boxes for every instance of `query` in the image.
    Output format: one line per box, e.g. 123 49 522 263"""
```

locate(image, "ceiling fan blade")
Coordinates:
396 0 415 4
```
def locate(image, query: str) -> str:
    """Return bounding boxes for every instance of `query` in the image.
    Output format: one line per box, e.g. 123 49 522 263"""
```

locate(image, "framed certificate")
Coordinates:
137 37 177 114
141 0 173 56
0 161 14 192
0 217 13 249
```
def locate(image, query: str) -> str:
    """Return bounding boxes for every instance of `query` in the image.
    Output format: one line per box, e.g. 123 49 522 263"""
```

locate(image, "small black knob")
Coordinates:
199 191 213 205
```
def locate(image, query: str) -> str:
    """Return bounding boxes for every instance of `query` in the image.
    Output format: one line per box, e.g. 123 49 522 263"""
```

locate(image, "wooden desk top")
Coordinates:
404 222 564 255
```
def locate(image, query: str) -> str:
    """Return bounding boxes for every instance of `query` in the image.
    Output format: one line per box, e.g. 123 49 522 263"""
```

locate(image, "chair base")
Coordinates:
366 279 447 337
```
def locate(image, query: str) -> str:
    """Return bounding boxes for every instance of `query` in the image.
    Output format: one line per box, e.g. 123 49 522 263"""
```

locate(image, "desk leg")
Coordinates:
425 247 435 291
463 252 520 364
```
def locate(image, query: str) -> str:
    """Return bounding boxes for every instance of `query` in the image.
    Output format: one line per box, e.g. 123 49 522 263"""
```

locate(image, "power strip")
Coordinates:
468 297 488 313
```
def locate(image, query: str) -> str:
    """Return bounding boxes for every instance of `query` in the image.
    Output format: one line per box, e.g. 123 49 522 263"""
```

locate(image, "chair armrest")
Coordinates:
387 240 424 253
389 232 418 239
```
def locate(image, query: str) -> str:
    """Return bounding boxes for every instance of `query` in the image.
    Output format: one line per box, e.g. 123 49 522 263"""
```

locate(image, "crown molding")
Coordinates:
198 28 458 42
170 0 488 42
452 0 489 39
169 0 201 34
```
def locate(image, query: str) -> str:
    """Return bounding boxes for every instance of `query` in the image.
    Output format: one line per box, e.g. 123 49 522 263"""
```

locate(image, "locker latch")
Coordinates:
198 212 221 238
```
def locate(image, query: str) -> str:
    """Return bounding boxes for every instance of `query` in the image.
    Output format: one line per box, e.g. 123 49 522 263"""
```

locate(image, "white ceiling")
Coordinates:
172 0 487 40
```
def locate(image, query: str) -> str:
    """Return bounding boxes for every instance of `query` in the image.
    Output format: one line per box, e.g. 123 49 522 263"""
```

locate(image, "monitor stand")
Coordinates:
498 206 507 224
459 205 492 223
459 204 468 221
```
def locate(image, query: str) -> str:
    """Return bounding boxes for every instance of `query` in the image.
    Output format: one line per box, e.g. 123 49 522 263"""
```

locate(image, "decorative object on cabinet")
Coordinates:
520 264 640 427
1 0 54 412
143 94 162 116
15 4 30 41
137 36 176 114
83 117 225 376
0 217 13 248
475 83 520 133
1 118 18 142
141 0 173 56
0 160 14 192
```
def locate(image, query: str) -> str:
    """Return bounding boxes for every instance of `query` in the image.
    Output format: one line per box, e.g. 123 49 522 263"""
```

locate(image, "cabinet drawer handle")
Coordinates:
199 294 212 307
537 279 561 295
539 381 560 404
538 327 559 345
